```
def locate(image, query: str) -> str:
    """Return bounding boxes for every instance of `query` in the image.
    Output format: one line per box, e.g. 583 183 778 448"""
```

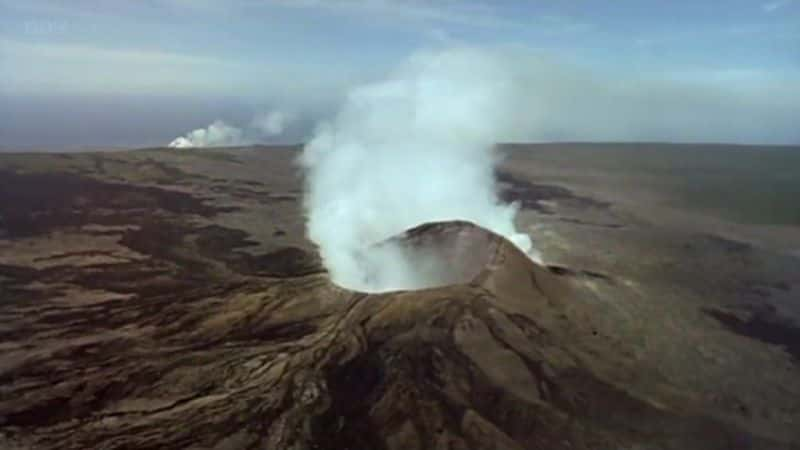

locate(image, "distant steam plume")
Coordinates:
168 120 245 148
251 111 295 137
168 110 295 148
300 47 537 292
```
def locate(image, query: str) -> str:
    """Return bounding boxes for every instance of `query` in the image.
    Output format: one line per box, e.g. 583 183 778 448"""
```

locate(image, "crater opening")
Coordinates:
350 220 508 293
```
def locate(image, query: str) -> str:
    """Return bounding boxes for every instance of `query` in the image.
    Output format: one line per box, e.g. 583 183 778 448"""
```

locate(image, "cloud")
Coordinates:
1 0 518 29
168 120 246 148
263 0 518 29
251 111 296 137
475 47 800 145
763 0 793 12
168 110 297 148
261 0 595 36
0 37 363 111
0 38 239 96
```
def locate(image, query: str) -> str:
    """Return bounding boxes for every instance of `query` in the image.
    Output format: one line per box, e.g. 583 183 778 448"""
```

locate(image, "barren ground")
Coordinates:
0 144 798 449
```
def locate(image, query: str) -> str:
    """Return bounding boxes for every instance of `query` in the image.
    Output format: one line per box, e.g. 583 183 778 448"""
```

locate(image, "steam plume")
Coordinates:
168 120 245 148
300 47 536 292
251 111 295 137
168 110 295 148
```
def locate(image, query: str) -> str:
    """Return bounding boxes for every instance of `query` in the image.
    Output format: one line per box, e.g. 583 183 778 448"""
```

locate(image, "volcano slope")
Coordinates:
1 146 799 449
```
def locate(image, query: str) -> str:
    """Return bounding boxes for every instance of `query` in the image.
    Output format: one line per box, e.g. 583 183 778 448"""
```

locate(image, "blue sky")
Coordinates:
1 0 799 149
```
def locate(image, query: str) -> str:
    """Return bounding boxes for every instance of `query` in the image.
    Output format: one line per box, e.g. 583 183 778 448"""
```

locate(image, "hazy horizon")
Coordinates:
2 0 799 150
4 141 800 154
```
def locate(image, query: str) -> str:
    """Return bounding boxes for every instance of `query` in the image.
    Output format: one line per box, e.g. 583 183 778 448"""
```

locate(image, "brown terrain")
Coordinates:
0 145 798 449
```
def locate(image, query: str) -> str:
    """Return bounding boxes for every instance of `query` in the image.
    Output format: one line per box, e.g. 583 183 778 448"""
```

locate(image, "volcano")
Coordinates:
1 146 798 449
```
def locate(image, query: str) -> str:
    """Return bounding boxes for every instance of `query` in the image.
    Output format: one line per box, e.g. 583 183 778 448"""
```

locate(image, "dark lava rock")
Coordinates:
1 219 792 450
1 152 798 450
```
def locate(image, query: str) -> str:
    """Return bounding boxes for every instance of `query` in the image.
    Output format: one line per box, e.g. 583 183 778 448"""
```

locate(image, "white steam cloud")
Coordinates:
168 110 295 148
251 111 295 137
168 120 245 148
300 47 536 292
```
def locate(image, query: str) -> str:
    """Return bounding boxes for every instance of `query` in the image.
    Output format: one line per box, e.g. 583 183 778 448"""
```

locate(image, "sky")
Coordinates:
1 0 799 149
